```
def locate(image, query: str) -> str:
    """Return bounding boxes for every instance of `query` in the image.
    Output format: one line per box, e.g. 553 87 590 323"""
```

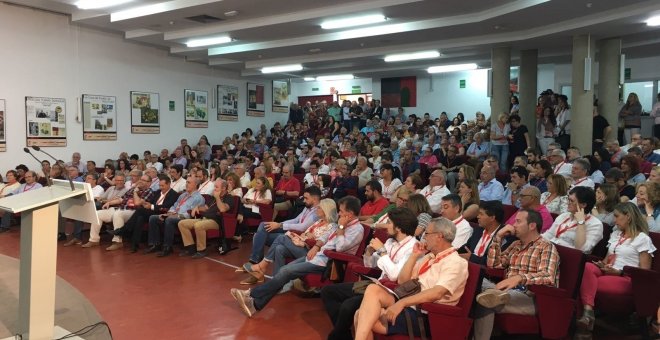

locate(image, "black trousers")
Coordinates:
321 282 365 340
124 207 157 247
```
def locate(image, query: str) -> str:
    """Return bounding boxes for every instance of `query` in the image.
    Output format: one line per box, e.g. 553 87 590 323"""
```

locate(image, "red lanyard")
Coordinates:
375 213 389 224
554 162 565 174
418 248 456 276
198 180 211 192
542 194 556 206
572 177 588 187
23 183 36 192
555 215 591 238
453 216 464 225
328 219 360 241
157 189 170 205
475 231 493 257
425 186 444 198
174 193 190 211
300 208 313 223
613 235 629 254
479 182 489 193
389 237 414 260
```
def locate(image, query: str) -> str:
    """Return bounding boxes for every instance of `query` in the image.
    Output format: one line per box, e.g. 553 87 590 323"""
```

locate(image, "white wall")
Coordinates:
0 3 284 171
290 78 373 98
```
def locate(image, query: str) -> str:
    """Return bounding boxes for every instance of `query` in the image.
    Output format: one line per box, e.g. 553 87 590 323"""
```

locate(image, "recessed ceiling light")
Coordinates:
647 15 660 26
76 0 133 10
261 64 303 74
186 36 232 48
316 74 354 81
224 10 239 17
321 15 387 30
645 84 654 88
385 51 440 62
427 63 478 74
303 77 316 81
309 48 322 53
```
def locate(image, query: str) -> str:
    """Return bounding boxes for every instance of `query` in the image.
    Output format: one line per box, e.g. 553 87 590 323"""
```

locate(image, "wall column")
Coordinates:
519 49 538 148
491 47 511 119
570 34 595 154
597 38 622 143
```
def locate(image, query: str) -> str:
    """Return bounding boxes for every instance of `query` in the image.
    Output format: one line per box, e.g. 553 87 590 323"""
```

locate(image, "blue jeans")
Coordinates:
265 235 309 275
148 215 181 246
250 222 285 263
0 212 10 229
490 144 509 171
250 257 325 310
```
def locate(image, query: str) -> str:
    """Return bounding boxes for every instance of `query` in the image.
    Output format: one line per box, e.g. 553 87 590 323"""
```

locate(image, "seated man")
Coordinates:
503 186 554 233
569 158 595 190
327 163 357 201
145 177 204 257
0 171 42 233
473 209 560 340
353 217 469 339
502 166 531 208
178 179 234 258
60 172 105 243
438 194 473 248
231 196 364 317
196 168 214 195
459 200 513 265
244 186 321 268
169 164 186 193
358 180 390 222
418 170 450 214
321 207 419 340
303 160 323 188
272 164 301 216
352 156 374 188
82 174 154 250
543 186 603 253
478 165 505 201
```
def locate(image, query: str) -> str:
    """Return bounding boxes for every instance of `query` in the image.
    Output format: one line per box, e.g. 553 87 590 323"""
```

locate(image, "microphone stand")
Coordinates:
23 147 51 188
32 146 74 191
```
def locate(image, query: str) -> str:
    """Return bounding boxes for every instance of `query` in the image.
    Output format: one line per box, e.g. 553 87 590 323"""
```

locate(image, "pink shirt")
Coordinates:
506 204 555 233
418 154 439 168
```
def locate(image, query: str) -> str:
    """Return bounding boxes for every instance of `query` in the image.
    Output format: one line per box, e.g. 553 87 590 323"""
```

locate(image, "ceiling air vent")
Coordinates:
186 15 223 24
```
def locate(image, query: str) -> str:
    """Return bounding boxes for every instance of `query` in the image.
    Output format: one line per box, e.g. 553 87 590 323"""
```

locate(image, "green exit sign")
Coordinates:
459 79 466 88
312 87 319 91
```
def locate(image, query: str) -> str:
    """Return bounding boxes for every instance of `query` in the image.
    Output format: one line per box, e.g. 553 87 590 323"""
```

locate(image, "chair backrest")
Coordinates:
257 202 275 222
293 173 305 188
502 205 518 222
202 194 214 207
550 213 558 221
461 262 484 317
469 222 480 230
554 244 586 298
228 196 240 215
355 224 372 257
241 187 248 196
591 223 613 259
649 232 660 272
373 227 389 243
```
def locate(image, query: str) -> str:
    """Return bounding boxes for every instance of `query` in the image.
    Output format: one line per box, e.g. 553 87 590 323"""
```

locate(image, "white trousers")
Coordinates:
88 208 135 243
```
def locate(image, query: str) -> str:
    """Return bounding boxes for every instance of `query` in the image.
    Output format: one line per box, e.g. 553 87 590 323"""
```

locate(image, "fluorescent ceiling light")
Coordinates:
427 63 478 73
644 84 654 88
76 0 133 9
321 14 387 30
385 51 440 62
647 15 660 26
186 36 232 48
303 77 316 81
261 64 303 74
316 74 354 81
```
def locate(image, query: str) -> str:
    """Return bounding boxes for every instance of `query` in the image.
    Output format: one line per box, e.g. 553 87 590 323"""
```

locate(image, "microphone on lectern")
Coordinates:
31 146 74 191
23 147 51 187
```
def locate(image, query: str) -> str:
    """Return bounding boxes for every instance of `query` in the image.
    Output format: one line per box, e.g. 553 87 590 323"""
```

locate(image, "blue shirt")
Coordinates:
168 191 205 218
308 219 363 267
282 206 320 233
478 178 505 201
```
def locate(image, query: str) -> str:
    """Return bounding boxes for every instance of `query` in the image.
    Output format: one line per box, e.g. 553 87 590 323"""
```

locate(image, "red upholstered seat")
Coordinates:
244 203 274 232
502 204 518 222
618 232 660 320
205 196 240 239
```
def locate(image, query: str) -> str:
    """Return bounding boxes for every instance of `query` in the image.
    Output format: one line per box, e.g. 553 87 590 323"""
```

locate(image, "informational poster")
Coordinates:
25 96 67 147
272 80 290 113
247 82 265 117
82 94 117 140
130 91 160 134
0 99 5 152
217 84 239 121
184 89 208 128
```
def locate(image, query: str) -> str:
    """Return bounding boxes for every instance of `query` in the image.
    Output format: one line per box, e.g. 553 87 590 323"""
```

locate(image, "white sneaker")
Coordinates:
231 288 256 317
476 288 511 308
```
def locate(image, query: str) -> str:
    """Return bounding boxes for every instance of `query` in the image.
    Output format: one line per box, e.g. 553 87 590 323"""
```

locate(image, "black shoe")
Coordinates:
179 246 195 257
143 245 160 254
57 232 67 241
0 228 9 234
191 251 207 259
129 245 138 253
218 239 231 255
157 246 172 257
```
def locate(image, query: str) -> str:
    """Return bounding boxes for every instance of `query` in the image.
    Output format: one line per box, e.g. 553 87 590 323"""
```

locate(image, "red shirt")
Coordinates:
275 177 301 194
360 197 390 216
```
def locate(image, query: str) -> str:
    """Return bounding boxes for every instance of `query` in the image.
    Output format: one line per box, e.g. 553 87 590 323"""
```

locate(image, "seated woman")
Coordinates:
621 155 646 186
577 202 656 333
530 159 552 193
225 172 244 198
593 183 619 226
237 176 273 228
98 163 116 190
635 182 660 232
540 174 569 215
241 198 337 283
391 173 424 202
593 148 612 173
458 179 480 221
650 166 660 184
353 217 469 340
378 164 402 202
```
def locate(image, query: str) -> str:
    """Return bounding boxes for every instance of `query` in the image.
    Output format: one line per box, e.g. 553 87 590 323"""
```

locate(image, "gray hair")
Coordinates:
427 217 456 243
215 178 228 190
551 149 566 159
573 158 591 172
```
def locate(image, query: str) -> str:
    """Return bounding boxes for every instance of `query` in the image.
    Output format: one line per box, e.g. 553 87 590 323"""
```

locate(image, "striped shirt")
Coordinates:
487 236 560 287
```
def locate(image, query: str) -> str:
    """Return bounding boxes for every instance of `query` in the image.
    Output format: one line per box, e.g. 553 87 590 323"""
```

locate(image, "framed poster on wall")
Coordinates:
0 99 5 152
184 89 208 128
82 94 117 140
217 85 239 121
272 80 289 113
130 91 160 134
25 96 67 147
247 82 265 117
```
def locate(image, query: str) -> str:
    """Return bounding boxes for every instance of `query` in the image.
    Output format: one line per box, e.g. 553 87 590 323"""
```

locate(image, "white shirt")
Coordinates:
304 173 322 187
553 161 572 178
91 185 105 198
378 178 402 200
146 162 163 173
542 212 603 253
419 184 450 214
171 177 186 193
197 180 214 195
606 229 656 271
239 173 251 188
452 216 474 249
318 164 330 175
363 235 417 281
569 177 595 190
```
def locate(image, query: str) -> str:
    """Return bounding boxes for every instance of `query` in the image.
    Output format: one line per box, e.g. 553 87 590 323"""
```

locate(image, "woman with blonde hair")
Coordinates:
593 183 619 226
458 179 480 221
577 202 655 333
635 181 660 232
225 172 244 197
405 193 433 238
490 112 510 171
240 198 338 284
540 174 569 215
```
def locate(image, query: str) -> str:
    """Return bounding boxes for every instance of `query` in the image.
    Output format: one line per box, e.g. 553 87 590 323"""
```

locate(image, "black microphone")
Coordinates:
24 148 52 187
32 145 74 191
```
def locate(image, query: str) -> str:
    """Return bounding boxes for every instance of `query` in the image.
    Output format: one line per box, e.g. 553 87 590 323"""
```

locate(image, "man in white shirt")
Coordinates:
548 149 572 179
478 165 505 201
419 169 450 214
569 158 595 190
65 152 86 174
196 169 214 195
234 163 251 188
304 161 323 188
146 154 163 173
542 186 603 253
145 168 160 191
352 156 373 188
621 133 642 153
439 194 473 248
169 165 186 193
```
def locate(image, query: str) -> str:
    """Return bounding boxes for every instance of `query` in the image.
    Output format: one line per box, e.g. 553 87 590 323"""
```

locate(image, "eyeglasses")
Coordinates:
519 194 534 198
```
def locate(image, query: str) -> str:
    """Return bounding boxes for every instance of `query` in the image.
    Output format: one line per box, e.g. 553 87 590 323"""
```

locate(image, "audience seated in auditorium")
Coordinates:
540 174 569 215
478 165 504 201
419 169 450 214
459 200 513 265
438 194 473 248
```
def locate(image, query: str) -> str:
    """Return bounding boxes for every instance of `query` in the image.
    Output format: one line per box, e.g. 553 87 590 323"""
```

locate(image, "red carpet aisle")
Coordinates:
0 230 331 339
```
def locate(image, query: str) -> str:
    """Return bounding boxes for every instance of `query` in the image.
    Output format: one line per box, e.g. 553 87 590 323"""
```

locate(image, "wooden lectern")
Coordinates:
0 179 98 340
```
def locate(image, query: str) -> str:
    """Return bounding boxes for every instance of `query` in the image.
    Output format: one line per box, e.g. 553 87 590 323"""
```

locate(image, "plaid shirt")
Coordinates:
487 236 560 287
120 187 154 210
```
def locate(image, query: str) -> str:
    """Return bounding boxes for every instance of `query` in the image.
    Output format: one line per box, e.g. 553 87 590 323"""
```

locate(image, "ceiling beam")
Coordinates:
110 0 223 22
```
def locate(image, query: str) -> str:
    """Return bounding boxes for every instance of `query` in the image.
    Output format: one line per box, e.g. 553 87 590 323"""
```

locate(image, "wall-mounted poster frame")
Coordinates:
217 84 239 121
25 96 67 147
0 99 5 152
184 89 208 128
247 82 265 117
130 91 160 134
272 80 290 113
82 94 117 140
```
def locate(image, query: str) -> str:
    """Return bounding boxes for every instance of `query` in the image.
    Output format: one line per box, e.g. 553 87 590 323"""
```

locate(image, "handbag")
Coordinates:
393 279 421 300
351 280 372 295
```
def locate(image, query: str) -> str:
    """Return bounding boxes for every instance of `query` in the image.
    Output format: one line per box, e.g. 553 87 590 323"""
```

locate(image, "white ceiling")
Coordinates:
6 0 660 80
